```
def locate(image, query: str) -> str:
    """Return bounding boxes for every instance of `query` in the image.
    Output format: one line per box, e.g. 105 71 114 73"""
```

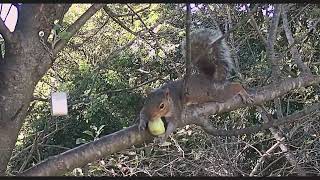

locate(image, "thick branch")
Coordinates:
0 19 15 43
184 75 319 123
267 4 282 81
21 126 154 176
20 75 320 176
53 3 105 55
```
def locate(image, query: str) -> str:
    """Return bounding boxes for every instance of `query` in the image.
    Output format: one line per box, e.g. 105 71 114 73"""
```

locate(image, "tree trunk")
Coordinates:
0 4 69 175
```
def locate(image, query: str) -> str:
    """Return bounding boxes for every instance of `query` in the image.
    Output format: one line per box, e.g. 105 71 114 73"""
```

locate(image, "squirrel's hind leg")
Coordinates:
237 88 254 104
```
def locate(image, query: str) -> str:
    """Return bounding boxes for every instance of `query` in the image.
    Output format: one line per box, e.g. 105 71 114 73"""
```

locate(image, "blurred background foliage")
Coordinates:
7 3 320 176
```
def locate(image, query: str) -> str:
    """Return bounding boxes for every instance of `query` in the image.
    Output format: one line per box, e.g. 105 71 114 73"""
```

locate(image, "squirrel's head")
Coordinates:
141 87 172 121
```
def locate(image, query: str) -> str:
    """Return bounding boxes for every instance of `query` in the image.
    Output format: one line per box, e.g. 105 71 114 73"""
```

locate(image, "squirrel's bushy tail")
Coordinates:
182 28 235 81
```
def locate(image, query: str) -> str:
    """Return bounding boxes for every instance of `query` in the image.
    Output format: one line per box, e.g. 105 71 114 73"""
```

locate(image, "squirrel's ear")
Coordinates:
165 88 170 98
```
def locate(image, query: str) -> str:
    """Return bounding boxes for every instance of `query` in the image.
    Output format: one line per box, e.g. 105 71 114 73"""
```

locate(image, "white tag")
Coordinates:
51 92 68 116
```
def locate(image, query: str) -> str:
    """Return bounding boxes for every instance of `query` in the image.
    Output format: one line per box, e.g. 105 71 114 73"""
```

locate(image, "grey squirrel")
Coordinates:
139 28 252 141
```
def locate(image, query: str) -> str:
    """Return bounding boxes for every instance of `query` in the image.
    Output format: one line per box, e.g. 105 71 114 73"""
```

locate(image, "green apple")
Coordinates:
148 118 165 136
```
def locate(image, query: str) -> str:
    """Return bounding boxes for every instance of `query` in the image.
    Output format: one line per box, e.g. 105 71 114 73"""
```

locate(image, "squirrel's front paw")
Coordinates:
138 121 147 131
154 134 169 145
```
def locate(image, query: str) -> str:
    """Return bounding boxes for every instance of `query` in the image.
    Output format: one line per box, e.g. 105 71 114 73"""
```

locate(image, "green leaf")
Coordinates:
76 138 87 144
53 23 62 31
83 130 94 137
58 31 72 40
96 125 106 136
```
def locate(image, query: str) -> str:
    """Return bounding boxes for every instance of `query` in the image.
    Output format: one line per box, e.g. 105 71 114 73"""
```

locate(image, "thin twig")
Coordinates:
213 4 259 44
18 134 38 173
250 138 285 176
198 101 320 136
127 5 167 57
184 3 191 97
257 106 306 176
106 77 162 94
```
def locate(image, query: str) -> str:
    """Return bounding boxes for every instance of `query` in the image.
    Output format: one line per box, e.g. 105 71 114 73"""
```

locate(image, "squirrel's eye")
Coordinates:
159 103 165 109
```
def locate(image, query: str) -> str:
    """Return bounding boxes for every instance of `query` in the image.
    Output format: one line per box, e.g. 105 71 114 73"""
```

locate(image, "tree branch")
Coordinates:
257 106 306 176
116 4 151 17
20 75 320 176
184 3 191 96
71 17 110 49
53 3 105 55
0 19 14 43
58 4 72 26
103 5 141 37
248 14 268 46
267 4 282 81
196 101 319 136
279 15 320 63
250 138 284 176
126 5 167 56
21 125 154 176
281 5 312 75
185 75 319 123
213 4 259 44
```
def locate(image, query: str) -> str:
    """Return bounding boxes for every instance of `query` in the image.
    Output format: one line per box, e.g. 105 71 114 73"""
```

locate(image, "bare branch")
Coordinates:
257 106 306 176
281 5 312 74
106 77 162 94
0 19 14 43
103 5 162 53
31 96 48 102
267 5 282 81
126 5 167 56
103 5 141 37
184 3 192 96
197 101 320 136
53 4 105 55
104 5 182 77
57 4 72 25
213 4 259 44
278 14 320 63
116 4 151 17
248 14 268 46
72 17 110 49
266 5 284 126
250 138 284 176
18 135 38 173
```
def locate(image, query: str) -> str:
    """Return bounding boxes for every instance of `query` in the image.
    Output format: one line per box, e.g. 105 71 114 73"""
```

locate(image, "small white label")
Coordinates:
51 92 68 116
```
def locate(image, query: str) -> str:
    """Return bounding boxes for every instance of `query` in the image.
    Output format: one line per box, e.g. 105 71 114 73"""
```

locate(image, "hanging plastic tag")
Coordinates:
51 92 68 116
